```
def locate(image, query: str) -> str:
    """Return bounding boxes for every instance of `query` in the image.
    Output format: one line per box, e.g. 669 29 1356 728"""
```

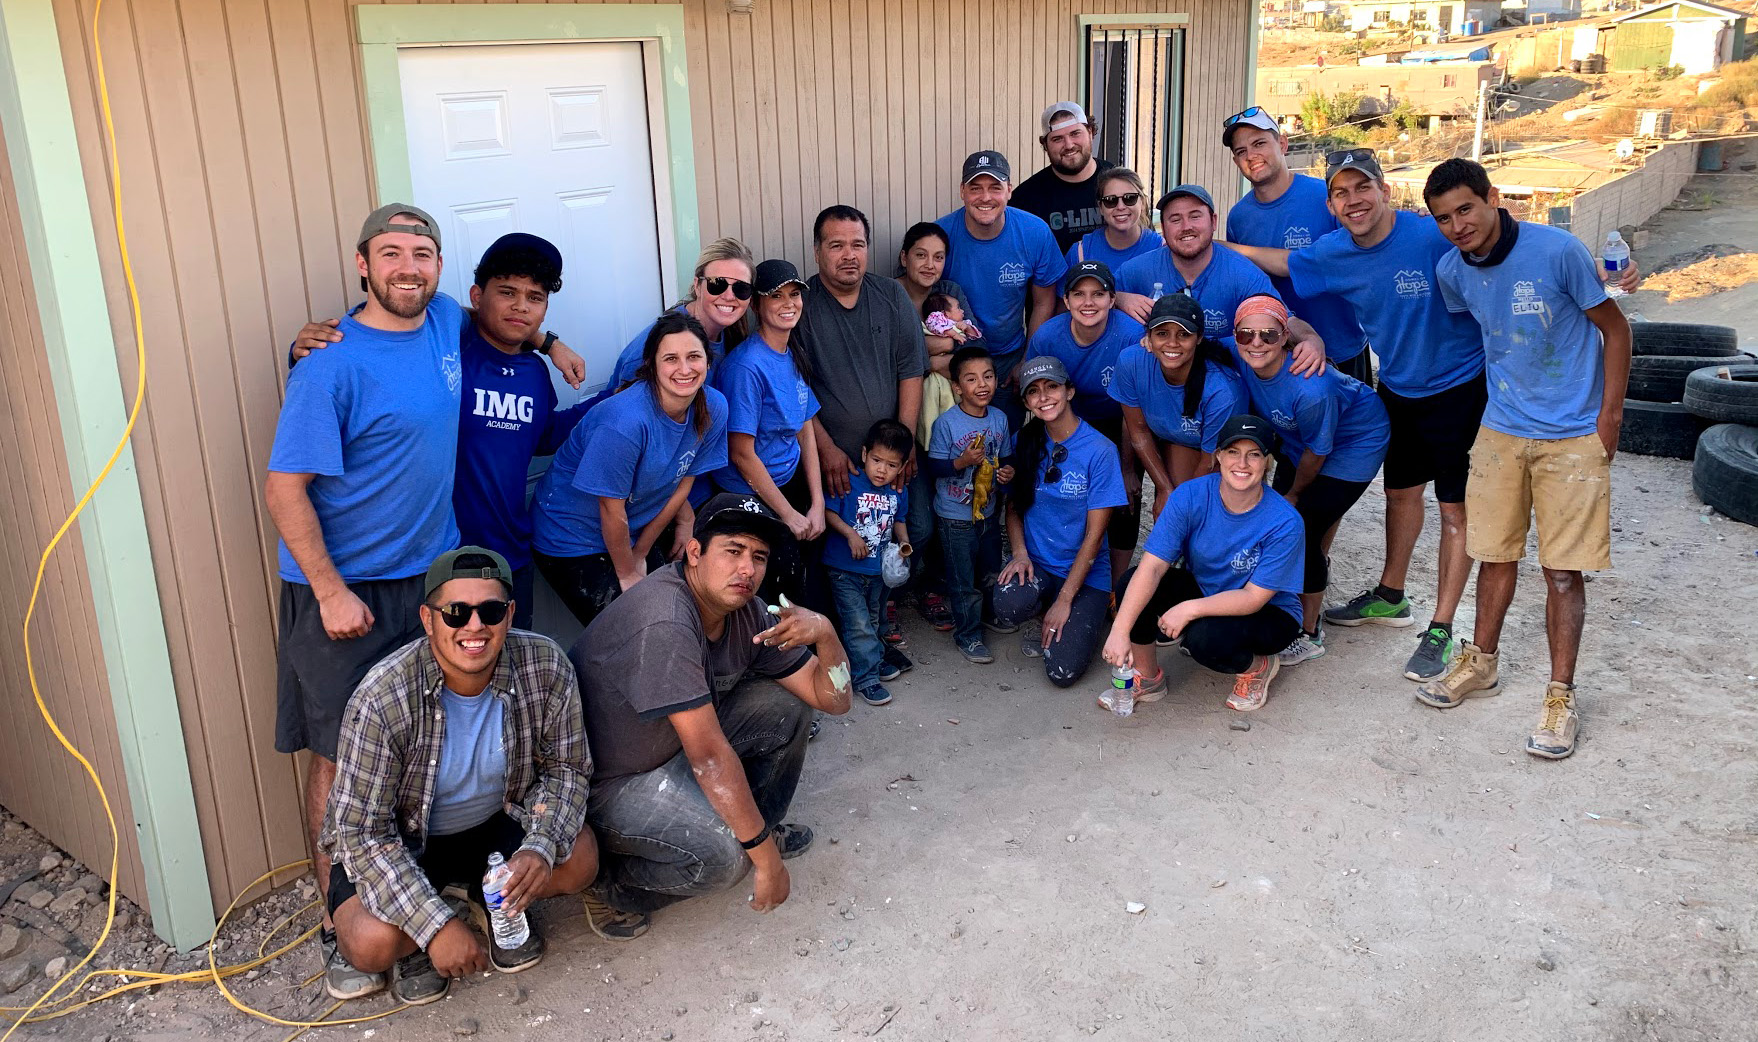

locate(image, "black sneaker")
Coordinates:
391 949 450 1005
879 645 913 680
488 920 545 973
583 892 652 942
773 823 814 860
320 928 386 1001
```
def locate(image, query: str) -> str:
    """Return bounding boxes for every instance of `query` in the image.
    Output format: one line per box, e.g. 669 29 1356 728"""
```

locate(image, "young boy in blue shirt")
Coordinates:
927 346 1016 664
823 420 915 706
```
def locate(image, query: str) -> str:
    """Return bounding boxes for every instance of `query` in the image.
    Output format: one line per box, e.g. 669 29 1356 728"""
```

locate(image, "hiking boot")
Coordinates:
1414 641 1501 708
881 603 904 646
774 822 814 860
957 638 994 664
391 949 449 1005
1403 626 1455 681
1278 629 1327 666
1526 682 1579 760
583 892 651 942
1323 588 1414 628
1020 619 1044 658
860 684 893 706
320 928 386 1001
488 920 545 973
878 645 912 680
1226 655 1279 712
921 593 955 631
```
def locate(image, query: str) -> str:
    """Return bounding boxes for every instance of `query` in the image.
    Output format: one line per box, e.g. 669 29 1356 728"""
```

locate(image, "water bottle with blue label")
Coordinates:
482 852 529 949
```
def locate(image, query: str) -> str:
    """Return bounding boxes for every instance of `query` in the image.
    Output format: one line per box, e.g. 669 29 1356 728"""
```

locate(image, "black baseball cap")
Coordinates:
1215 414 1279 455
1155 184 1216 213
424 546 514 601
961 150 1011 185
477 232 562 274
694 493 792 549
754 258 808 295
1146 292 1204 334
1064 260 1115 295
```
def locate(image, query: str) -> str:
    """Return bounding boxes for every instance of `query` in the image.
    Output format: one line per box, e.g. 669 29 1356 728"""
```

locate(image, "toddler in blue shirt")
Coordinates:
823 420 915 706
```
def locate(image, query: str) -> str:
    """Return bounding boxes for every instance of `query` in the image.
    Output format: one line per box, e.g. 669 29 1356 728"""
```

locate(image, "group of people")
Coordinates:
266 98 1636 1005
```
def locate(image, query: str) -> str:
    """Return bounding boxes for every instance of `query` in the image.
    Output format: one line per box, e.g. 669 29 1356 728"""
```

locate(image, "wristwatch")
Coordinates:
537 330 558 354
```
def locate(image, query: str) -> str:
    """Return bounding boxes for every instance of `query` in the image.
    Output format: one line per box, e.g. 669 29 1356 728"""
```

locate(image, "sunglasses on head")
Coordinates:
1223 105 1268 127
429 599 510 629
1099 192 1143 209
1325 148 1376 168
1234 327 1286 345
701 275 754 300
1043 443 1070 485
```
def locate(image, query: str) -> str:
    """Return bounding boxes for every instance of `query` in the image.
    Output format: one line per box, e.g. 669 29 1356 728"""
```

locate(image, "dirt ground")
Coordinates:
6 166 1758 1042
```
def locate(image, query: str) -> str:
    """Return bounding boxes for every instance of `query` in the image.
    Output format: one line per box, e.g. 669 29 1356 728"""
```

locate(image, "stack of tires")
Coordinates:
1686 363 1758 528
1620 322 1757 525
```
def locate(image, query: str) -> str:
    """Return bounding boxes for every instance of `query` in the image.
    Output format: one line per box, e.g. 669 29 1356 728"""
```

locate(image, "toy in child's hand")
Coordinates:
969 433 996 521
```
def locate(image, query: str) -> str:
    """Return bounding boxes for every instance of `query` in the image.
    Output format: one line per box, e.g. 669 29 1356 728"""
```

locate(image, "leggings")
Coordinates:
1273 461 1372 595
991 568 1110 688
1121 564 1301 675
1087 414 1141 555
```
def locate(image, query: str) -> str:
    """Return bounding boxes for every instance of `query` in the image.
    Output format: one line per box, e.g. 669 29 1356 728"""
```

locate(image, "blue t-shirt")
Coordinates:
1061 228 1164 292
453 326 587 572
269 294 465 584
822 471 908 576
1115 243 1278 340
1026 312 1145 423
711 332 821 492
607 305 729 388
935 208 1067 368
1022 421 1128 591
1108 348 1245 451
1225 175 1368 363
1242 355 1390 483
928 404 1013 520
532 382 729 557
1142 473 1305 620
1287 211 1483 398
427 687 508 837
1436 222 1610 439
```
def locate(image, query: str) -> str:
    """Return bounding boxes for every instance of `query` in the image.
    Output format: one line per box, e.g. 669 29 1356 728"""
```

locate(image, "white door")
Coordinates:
399 42 668 401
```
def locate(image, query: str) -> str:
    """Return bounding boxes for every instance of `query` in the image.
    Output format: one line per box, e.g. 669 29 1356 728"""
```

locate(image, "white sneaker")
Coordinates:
1278 630 1327 666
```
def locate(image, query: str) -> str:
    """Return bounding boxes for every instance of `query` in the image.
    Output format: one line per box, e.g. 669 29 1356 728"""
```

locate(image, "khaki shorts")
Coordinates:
1466 426 1612 572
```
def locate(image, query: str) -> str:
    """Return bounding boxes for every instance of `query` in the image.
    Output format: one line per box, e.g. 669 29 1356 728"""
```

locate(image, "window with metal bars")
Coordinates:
1083 23 1185 193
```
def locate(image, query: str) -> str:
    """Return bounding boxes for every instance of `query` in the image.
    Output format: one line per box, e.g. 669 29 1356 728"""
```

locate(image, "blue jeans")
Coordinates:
936 514 1002 645
828 567 888 694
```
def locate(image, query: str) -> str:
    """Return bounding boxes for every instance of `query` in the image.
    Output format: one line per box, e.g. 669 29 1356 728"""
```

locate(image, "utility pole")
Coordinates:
1471 78 1488 161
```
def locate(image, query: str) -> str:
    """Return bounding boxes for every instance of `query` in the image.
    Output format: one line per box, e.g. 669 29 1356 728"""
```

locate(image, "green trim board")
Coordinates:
0 0 215 950
355 4 701 293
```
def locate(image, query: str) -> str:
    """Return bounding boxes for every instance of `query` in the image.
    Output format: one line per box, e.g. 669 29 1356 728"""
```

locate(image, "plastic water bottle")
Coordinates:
482 852 529 949
1602 231 1630 298
1149 281 1165 302
1109 665 1136 717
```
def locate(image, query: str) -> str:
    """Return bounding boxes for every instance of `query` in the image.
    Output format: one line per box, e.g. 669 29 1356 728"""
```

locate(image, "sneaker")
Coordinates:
1134 669 1167 703
1403 626 1455 681
861 684 893 706
1323 588 1414 628
391 949 449 1006
1226 655 1280 712
1278 630 1327 666
984 616 1020 634
773 822 814 859
957 638 994 664
1414 641 1501 708
583 892 651 942
921 594 955 632
320 928 387 1001
487 921 545 974
808 717 821 741
881 603 904 646
1525 682 1579 760
877 645 912 681
1020 619 1044 658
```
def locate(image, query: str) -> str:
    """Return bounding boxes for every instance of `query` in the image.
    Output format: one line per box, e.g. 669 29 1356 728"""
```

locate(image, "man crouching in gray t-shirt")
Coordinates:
569 493 852 939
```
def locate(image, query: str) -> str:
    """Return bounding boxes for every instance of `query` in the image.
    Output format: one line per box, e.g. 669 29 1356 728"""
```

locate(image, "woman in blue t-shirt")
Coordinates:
1102 414 1305 714
1109 293 1246 516
991 356 1128 688
1233 294 1389 667
714 258 826 605
1062 167 1164 281
532 311 729 628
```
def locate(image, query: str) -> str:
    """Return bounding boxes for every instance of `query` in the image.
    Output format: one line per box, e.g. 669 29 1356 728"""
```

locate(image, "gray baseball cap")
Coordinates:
1155 184 1216 214
1040 101 1091 135
358 202 441 253
1019 355 1070 390
424 546 513 600
1324 147 1385 186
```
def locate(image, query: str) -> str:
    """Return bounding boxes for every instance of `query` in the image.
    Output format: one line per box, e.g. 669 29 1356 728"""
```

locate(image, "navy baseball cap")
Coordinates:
477 232 563 274
1216 414 1279 455
962 150 1011 185
1155 184 1216 213
1146 293 1205 334
1064 260 1115 295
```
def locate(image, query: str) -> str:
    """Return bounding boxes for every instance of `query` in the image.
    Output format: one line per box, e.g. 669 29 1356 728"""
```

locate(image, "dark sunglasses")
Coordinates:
1223 105 1267 127
1043 443 1070 485
429 599 510 629
1325 148 1376 168
701 276 754 300
1099 192 1143 209
1234 327 1286 345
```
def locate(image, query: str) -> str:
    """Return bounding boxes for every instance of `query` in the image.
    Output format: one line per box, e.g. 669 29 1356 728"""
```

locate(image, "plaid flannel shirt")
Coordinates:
321 631 590 948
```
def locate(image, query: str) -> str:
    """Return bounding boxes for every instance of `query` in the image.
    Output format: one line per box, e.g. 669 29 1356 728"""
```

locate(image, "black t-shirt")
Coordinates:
571 563 809 783
1009 158 1116 253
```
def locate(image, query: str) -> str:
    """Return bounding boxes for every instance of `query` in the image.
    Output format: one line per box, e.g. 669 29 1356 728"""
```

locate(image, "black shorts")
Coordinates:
1377 371 1488 503
327 812 524 918
1086 414 1141 554
276 575 425 760
1333 348 1374 386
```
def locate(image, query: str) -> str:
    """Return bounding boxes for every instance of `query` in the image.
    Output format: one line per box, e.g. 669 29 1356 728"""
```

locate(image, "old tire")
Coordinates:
1692 424 1758 527
1682 364 1758 425
1631 321 1739 358
1619 400 1706 459
1627 355 1717 403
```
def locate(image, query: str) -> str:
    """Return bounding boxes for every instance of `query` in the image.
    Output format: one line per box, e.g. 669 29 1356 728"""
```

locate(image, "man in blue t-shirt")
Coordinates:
265 203 466 1000
1413 159 1633 762
1219 106 1371 381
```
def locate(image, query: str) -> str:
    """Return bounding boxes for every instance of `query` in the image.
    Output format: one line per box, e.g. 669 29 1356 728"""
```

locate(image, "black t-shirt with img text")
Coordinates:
1010 158 1116 253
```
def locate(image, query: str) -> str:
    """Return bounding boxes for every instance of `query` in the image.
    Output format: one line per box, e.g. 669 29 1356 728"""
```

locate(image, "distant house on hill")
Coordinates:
1598 0 1748 71
1340 0 1503 33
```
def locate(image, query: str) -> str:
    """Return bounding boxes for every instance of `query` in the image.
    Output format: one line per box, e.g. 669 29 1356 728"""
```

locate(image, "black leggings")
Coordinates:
1087 414 1141 554
535 545 670 631
1273 460 1372 595
1121 565 1301 675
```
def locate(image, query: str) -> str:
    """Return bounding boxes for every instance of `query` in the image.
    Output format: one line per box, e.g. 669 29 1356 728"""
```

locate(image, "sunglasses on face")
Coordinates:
1325 148 1376 168
430 599 510 629
1043 443 1070 485
1223 105 1268 127
1099 192 1143 209
701 276 754 300
1234 327 1286 345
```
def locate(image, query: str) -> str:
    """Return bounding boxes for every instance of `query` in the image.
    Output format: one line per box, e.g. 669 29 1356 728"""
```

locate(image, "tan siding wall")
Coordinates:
0 125 145 902
40 0 1246 911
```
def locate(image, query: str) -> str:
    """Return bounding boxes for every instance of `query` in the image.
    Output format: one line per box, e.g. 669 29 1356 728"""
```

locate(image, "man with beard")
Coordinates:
265 204 467 1000
1009 102 1115 253
1114 185 1278 340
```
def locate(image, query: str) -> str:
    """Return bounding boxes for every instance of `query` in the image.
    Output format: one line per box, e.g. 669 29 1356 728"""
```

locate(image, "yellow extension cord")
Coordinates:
2 2 409 1038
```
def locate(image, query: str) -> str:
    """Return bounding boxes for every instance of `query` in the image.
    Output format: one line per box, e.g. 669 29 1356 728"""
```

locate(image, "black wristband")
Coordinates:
538 330 558 354
738 824 772 850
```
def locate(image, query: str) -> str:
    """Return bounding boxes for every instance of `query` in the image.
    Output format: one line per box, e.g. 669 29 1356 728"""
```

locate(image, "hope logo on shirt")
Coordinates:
1180 415 1202 437
796 380 811 409
1282 226 1313 249
1058 469 1089 497
440 350 464 395
998 261 1029 288
1270 409 1298 431
1392 269 1432 300
1230 546 1261 573
675 448 698 478
1510 280 1546 317
1204 307 1226 330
